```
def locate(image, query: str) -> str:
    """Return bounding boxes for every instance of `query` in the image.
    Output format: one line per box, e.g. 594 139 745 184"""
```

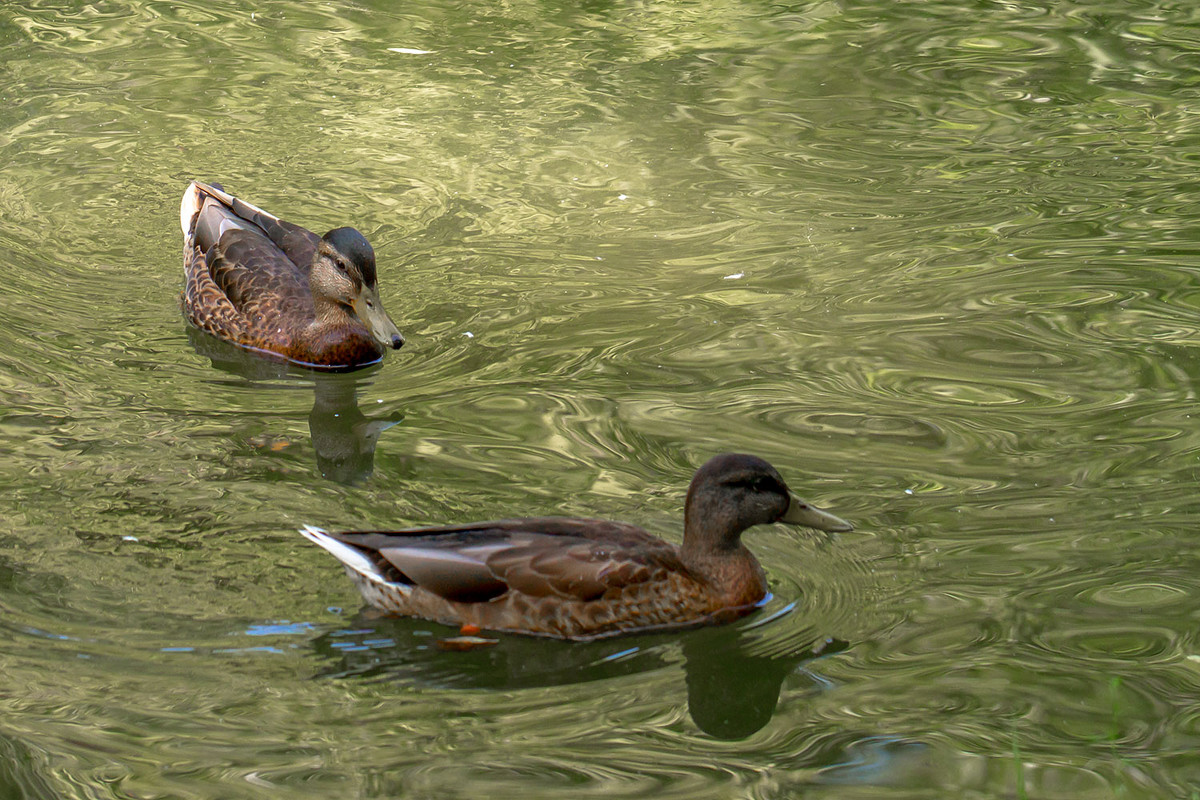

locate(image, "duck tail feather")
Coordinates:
196 181 282 229
299 525 388 585
180 180 204 236
184 180 284 232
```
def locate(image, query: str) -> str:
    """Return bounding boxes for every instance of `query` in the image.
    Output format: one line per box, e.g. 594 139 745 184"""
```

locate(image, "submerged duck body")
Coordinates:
301 454 853 641
179 181 404 369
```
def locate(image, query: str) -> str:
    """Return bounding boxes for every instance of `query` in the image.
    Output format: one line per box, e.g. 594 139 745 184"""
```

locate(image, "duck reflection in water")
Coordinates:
309 613 847 740
185 327 402 484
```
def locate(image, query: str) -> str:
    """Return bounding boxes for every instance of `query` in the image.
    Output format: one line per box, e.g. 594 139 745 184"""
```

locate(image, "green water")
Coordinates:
3 0 1200 796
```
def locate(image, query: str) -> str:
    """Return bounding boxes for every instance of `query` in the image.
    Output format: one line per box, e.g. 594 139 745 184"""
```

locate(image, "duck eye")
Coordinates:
746 476 779 493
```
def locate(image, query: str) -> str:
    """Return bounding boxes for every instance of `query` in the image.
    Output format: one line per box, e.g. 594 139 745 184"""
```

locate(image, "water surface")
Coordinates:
3 1 1200 797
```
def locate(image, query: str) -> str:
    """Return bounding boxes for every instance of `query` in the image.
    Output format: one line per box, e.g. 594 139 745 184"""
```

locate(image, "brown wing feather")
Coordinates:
206 230 313 316
182 185 318 350
332 518 688 605
182 243 249 341
374 546 508 603
226 193 321 270
188 181 320 270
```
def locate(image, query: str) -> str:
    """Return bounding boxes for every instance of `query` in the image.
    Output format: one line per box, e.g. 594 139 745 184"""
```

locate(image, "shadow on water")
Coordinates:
310 613 848 740
186 327 402 484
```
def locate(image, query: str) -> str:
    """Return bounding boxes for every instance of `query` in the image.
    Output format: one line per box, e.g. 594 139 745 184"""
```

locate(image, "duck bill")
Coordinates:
354 287 405 350
779 492 853 533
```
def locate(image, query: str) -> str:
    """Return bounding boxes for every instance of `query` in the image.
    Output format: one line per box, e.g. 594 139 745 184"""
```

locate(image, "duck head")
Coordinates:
682 453 852 557
310 227 405 351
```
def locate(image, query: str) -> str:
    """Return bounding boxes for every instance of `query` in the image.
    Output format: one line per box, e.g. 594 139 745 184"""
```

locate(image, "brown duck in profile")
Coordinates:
179 181 404 369
300 454 853 641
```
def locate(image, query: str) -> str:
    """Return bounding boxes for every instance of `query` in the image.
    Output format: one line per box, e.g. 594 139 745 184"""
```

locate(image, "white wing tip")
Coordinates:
179 180 203 236
299 523 330 543
298 524 387 584
179 180 281 236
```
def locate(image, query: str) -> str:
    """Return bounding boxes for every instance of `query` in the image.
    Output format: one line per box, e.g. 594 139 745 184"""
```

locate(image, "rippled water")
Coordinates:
4 0 1200 797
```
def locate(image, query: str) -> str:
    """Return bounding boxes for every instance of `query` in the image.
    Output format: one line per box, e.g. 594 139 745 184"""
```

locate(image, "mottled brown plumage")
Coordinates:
179 181 404 369
301 454 853 640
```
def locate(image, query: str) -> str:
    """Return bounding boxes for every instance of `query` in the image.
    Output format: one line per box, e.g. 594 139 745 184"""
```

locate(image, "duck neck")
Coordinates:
681 490 767 605
296 294 365 364
682 488 756 570
308 289 353 332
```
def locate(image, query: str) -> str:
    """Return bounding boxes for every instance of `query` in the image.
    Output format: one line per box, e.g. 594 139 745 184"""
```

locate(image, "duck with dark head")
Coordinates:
179 180 404 369
300 453 853 641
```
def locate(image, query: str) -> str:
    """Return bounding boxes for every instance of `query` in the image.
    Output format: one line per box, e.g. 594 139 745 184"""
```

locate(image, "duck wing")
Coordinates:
182 182 317 321
332 518 686 605
203 228 312 314
185 181 320 270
